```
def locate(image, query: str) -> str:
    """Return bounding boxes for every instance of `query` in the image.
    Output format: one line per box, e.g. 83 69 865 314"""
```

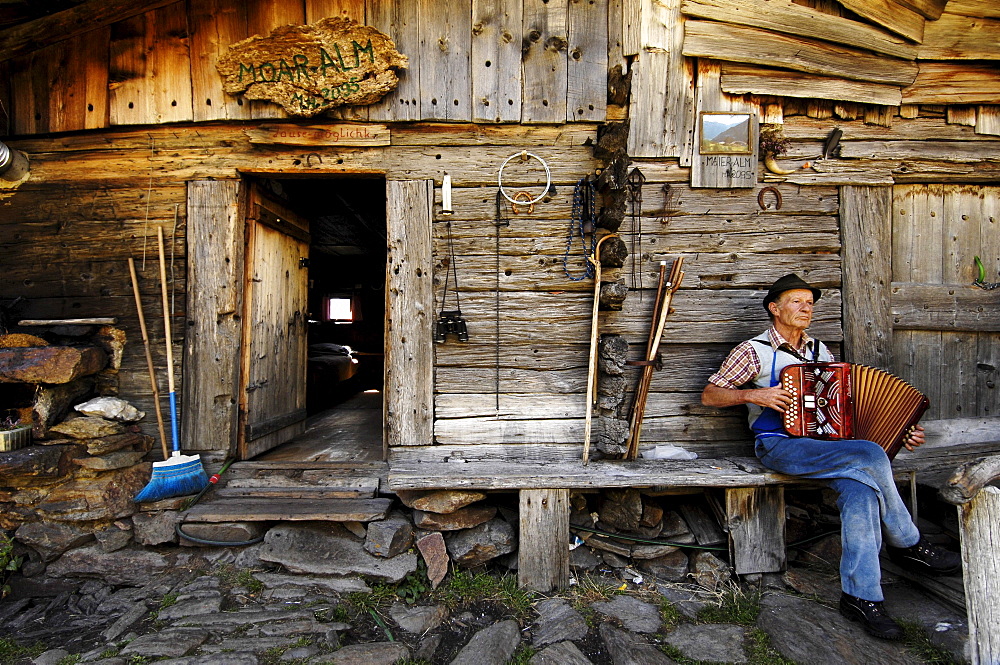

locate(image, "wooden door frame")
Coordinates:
183 175 435 461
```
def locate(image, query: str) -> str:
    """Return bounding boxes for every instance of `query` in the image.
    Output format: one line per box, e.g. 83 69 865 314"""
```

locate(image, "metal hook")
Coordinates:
306 153 322 167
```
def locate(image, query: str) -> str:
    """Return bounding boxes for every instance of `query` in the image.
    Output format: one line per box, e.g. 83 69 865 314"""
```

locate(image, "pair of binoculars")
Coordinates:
434 310 469 343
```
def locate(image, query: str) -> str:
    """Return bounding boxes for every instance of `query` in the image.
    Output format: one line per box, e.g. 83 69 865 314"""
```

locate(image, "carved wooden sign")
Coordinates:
217 17 408 117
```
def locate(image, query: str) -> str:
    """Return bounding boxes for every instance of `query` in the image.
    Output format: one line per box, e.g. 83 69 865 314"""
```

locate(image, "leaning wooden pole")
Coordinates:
582 233 619 465
942 457 1000 664
626 257 683 460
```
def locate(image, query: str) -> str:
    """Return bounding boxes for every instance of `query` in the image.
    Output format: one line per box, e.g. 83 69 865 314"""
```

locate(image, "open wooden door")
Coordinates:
238 184 310 459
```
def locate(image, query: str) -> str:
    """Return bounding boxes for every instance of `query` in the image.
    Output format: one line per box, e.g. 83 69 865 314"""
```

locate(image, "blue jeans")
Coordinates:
756 435 920 601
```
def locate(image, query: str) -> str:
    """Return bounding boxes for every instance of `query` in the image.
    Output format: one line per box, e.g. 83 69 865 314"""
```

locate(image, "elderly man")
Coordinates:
702 274 960 640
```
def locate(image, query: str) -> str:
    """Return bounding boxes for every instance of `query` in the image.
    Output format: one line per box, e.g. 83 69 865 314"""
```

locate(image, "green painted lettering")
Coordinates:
259 61 277 82
334 43 353 71
277 58 295 82
238 62 256 83
293 54 310 81
319 47 339 75
353 39 375 66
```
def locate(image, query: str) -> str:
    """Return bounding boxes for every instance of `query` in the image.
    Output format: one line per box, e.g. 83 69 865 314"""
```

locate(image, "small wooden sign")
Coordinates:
692 112 759 189
217 17 408 117
246 123 390 146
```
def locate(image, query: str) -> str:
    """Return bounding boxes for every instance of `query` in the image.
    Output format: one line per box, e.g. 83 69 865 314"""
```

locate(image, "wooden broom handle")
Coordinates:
157 227 175 395
128 257 169 460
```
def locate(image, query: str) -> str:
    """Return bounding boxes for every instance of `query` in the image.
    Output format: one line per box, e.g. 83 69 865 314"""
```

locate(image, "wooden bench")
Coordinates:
387 417 1000 592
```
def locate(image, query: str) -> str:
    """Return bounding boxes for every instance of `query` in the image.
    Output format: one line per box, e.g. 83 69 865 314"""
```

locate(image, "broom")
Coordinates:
134 227 209 502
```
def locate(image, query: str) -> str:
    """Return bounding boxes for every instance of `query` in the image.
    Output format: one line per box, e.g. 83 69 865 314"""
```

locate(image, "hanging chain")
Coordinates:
563 176 597 281
495 190 510 414
627 168 645 296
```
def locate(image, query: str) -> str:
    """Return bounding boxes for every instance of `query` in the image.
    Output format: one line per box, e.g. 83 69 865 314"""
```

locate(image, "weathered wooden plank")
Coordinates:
917 12 1000 60
682 20 919 86
9 49 44 135
367 0 421 121
959 486 1000 663
977 107 1000 137
832 0 925 42
47 37 88 133
418 0 472 121
306 0 365 22
471 0 523 123
181 181 242 453
839 140 1000 162
628 0 696 160
17 143 598 186
423 251 840 293
841 186 893 368
888 0 947 20
519 489 570 591
682 0 917 59
522 0 568 123
0 0 179 62
902 62 1000 105
891 283 1000 332
189 0 252 122
387 457 796 491
244 0 305 120
109 3 194 126
566 0 607 122
182 497 393 522
720 64 902 107
946 106 979 127
385 180 434 447
621 0 641 56
726 486 785 575
978 190 1000 417
944 0 1000 19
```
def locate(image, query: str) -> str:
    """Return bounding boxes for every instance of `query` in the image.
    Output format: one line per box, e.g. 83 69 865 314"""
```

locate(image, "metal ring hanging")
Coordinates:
498 150 551 206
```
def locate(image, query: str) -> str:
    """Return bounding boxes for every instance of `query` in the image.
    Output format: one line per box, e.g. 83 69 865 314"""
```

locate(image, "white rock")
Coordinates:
75 396 145 422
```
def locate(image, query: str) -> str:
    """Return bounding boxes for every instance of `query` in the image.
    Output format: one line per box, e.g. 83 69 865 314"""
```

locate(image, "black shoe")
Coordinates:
887 536 962 575
839 593 904 641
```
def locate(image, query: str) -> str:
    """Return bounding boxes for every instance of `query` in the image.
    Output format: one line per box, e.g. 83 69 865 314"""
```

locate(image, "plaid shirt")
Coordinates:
708 327 826 390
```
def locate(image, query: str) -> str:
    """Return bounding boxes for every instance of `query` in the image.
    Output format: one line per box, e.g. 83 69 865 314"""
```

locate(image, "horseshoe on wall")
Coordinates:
757 186 783 210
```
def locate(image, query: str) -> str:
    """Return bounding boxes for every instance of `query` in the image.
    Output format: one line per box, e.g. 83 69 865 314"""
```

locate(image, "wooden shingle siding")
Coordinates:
471 0 523 123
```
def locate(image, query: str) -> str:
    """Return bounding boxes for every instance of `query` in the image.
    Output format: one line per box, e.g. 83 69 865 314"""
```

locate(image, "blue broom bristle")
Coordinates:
134 455 210 503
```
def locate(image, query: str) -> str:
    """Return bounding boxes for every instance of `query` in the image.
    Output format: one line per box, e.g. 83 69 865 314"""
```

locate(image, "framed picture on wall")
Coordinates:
699 112 753 155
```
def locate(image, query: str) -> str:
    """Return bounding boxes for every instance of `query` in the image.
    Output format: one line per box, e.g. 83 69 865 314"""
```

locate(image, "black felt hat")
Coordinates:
763 274 822 310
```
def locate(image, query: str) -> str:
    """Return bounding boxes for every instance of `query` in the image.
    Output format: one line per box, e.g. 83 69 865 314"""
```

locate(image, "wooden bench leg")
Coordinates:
726 486 786 575
518 489 570 591
959 485 1000 664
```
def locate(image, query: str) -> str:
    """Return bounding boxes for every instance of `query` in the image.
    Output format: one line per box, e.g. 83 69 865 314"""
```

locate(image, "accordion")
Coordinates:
778 362 929 460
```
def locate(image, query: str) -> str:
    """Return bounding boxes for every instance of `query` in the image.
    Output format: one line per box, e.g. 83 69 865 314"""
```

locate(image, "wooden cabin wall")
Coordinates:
0 0 608 136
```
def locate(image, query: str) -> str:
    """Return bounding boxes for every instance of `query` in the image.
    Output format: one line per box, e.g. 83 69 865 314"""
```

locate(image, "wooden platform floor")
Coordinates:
256 390 383 463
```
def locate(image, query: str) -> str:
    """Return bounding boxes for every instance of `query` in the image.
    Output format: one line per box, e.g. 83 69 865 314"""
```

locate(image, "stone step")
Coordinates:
181 497 393 523
214 484 377 499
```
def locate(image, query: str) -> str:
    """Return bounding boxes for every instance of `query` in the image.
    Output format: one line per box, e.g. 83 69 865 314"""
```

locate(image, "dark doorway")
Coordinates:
252 176 387 462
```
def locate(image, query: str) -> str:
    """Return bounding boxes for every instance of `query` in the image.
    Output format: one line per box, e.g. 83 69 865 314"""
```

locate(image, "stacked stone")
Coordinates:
2 397 152 577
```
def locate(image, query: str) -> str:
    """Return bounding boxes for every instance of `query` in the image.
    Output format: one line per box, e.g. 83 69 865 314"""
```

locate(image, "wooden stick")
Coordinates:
157 226 180 455
18 318 117 326
626 257 684 459
128 257 169 460
582 234 619 465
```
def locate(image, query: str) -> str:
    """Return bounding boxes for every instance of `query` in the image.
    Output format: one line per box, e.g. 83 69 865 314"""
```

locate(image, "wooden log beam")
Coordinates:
939 456 1000 505
839 139 1000 162
682 20 918 86
917 12 1000 60
0 0 180 61
832 0 925 43
681 0 917 59
720 64 902 107
893 0 948 20
957 486 1000 664
890 282 1000 332
518 489 570 591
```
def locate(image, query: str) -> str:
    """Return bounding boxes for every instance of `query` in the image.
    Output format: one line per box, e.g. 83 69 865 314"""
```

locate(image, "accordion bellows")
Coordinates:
779 362 929 460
